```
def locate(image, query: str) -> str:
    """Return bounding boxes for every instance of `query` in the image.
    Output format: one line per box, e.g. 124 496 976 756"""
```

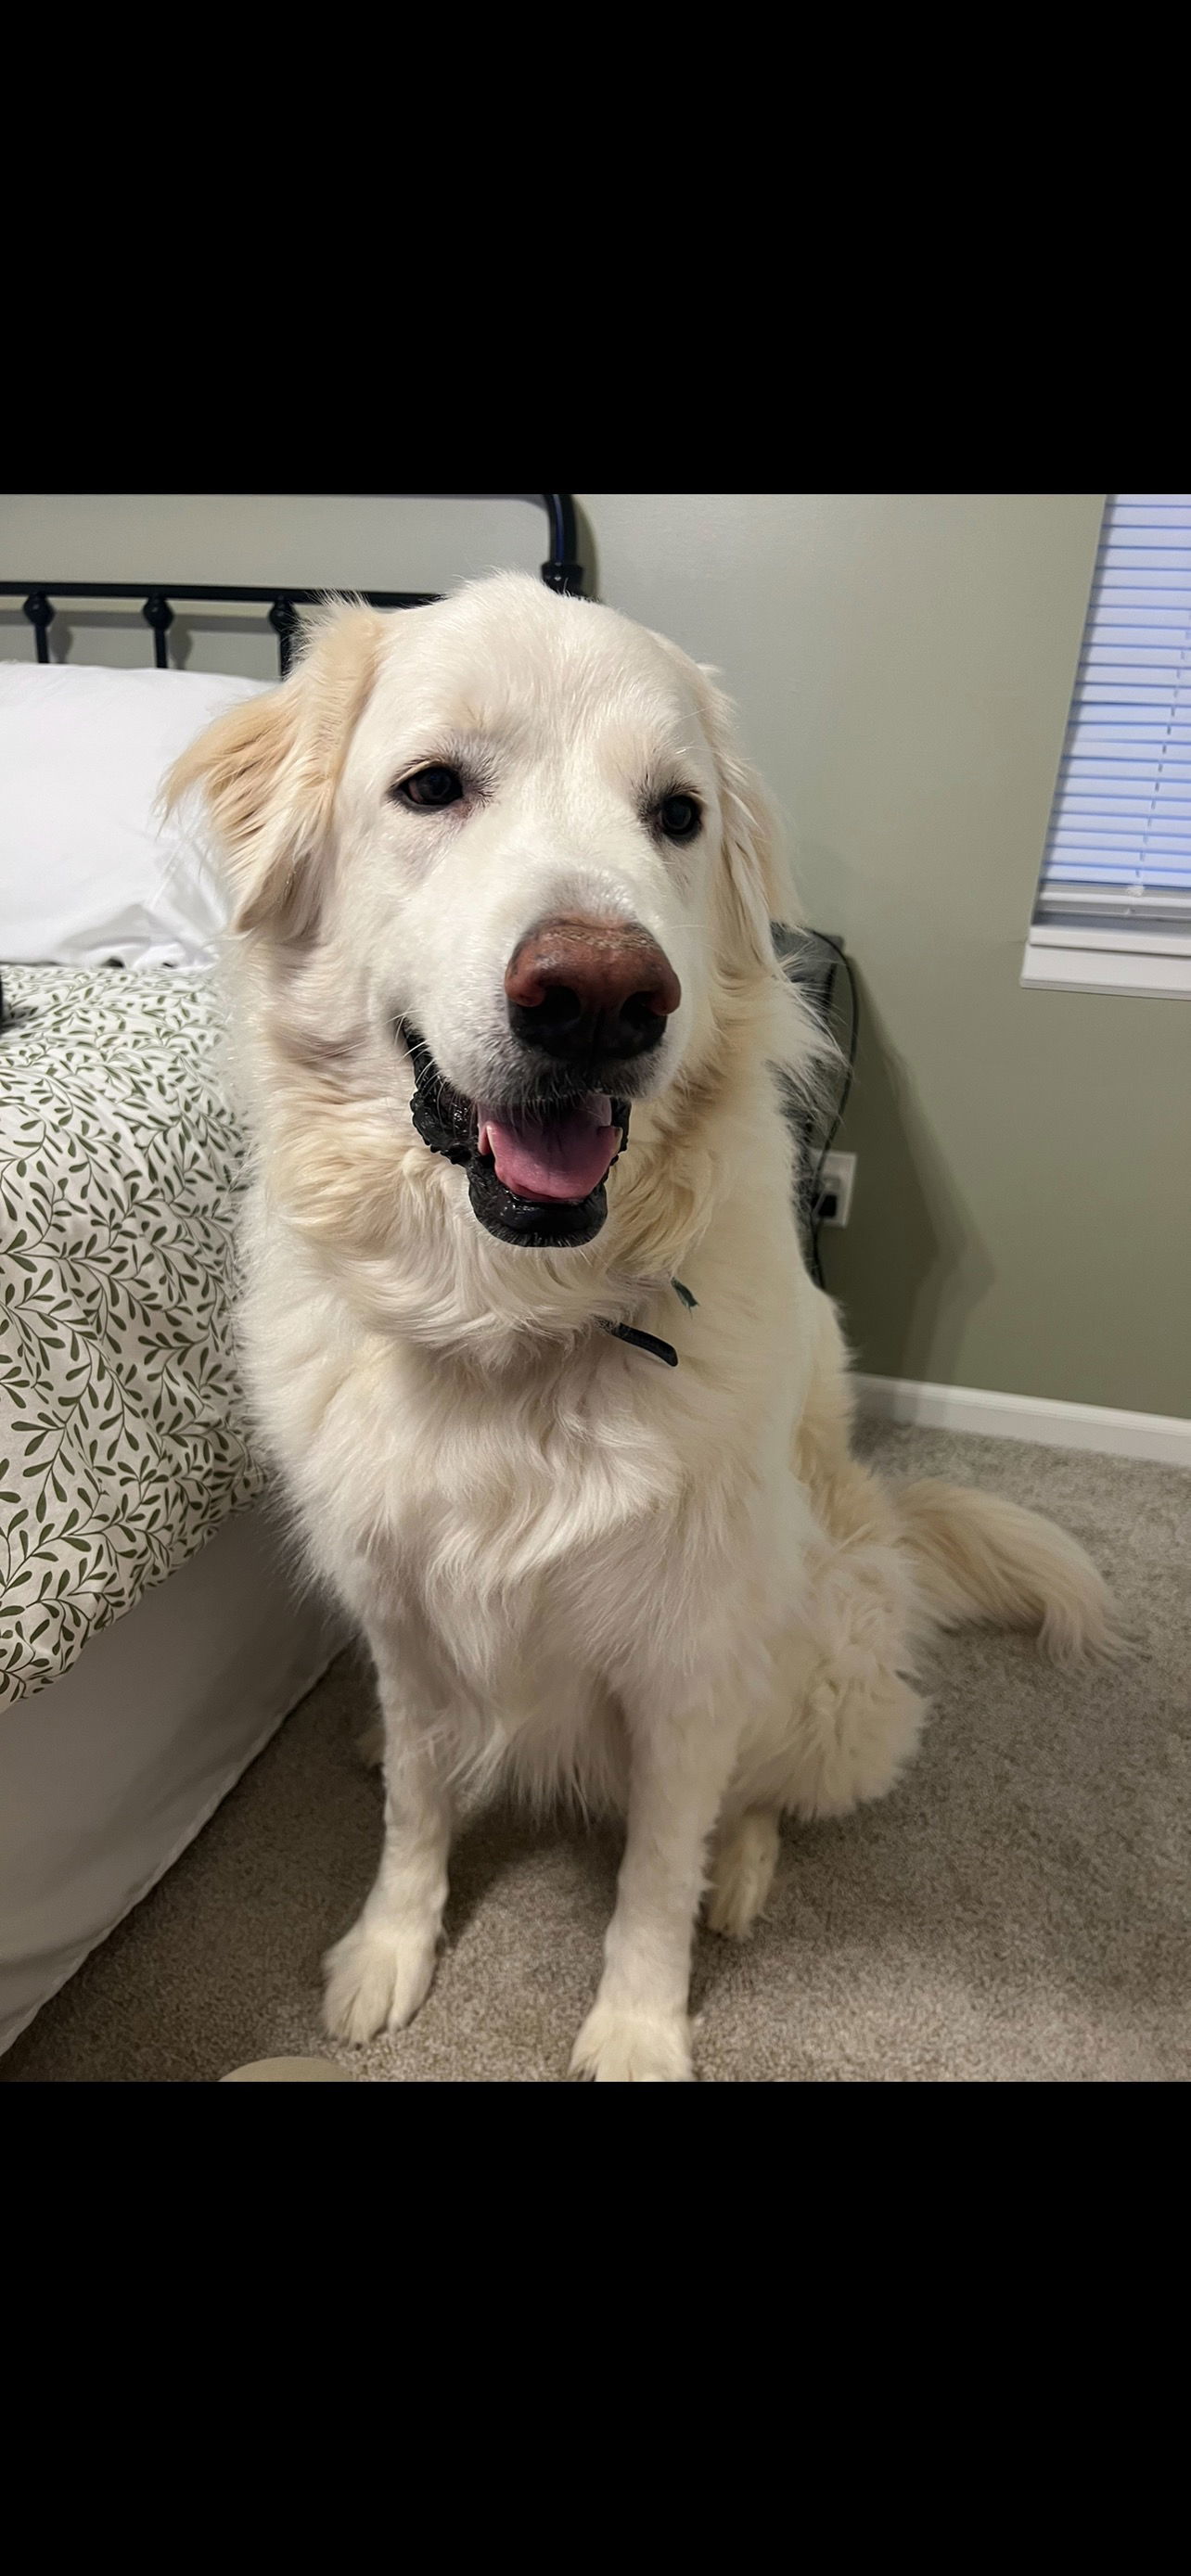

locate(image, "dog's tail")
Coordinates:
893 1479 1121 1664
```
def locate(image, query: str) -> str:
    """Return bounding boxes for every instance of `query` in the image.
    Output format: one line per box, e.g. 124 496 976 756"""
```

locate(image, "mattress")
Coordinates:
0 1498 342 2055
0 958 340 2053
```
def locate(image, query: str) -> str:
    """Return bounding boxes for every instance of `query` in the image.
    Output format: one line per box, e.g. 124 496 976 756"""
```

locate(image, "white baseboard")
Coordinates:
855 1374 1191 1468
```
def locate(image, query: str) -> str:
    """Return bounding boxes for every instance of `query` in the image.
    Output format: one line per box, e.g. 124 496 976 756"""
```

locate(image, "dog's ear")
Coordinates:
163 602 387 937
697 668 799 975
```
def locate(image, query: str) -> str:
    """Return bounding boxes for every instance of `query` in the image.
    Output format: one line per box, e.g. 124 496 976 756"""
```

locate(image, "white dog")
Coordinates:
171 573 1114 2082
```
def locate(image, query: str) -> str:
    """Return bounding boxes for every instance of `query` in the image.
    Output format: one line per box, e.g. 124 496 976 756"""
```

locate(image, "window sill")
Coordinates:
1021 937 1191 999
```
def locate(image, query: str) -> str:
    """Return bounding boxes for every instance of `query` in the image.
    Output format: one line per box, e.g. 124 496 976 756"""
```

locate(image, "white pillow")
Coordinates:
0 662 274 970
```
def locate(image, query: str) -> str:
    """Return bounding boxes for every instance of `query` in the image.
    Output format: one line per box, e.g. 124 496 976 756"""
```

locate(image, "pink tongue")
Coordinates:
479 1098 619 1203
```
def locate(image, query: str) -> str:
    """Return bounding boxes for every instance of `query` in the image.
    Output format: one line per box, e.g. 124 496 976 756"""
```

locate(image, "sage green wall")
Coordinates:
3 492 1185 1414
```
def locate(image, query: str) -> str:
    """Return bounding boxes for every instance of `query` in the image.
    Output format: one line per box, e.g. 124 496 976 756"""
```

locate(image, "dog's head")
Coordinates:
169 573 798 1256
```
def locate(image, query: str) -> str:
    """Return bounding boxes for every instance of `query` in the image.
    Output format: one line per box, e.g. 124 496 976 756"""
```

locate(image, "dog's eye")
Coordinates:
395 765 465 810
658 793 701 841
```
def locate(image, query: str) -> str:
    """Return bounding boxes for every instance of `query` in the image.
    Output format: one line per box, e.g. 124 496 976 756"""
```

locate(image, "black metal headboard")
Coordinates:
0 492 583 677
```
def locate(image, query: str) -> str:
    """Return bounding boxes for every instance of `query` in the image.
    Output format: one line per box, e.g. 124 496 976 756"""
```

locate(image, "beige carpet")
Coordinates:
5 1422 1188 2083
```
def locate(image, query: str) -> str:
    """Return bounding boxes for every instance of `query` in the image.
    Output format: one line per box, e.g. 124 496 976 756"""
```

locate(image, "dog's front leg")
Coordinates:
570 1688 740 2084
323 1626 453 2047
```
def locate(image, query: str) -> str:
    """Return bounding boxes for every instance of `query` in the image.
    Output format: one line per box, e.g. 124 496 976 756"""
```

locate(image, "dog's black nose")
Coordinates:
505 916 681 1065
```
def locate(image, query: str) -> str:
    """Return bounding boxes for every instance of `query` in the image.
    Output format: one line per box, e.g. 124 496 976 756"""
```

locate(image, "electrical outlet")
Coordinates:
816 1151 856 1227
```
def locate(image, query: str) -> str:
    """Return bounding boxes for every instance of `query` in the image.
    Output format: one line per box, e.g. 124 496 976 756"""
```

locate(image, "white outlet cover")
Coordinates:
818 1152 856 1226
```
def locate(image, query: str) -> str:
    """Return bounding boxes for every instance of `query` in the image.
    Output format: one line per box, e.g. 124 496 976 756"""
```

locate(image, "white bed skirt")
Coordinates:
0 1503 344 2056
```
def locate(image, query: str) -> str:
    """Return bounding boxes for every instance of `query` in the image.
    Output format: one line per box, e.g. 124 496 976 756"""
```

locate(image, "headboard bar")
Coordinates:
3 491 583 676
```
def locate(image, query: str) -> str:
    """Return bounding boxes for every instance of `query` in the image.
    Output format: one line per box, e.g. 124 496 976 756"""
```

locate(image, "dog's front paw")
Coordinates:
322 1917 438 2044
355 1716 385 1771
570 2001 695 2084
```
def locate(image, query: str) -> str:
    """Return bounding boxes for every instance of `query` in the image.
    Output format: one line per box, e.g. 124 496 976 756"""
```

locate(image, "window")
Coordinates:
1022 494 1191 998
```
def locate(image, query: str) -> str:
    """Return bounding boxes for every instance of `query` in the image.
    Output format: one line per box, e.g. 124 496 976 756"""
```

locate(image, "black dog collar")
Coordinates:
600 1278 698 1369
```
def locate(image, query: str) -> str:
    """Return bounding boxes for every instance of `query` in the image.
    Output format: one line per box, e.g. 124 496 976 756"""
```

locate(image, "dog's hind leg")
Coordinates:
323 1622 455 2046
705 1807 782 1937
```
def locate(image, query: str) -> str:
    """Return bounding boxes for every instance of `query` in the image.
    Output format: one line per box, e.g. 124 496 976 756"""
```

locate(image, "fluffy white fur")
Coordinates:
169 573 1118 2082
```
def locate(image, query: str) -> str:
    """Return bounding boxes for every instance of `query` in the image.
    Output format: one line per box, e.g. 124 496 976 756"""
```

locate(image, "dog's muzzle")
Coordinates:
404 1031 631 1249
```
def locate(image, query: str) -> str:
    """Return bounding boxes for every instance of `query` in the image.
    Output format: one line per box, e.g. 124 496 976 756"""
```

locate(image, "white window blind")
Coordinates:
1033 493 1191 930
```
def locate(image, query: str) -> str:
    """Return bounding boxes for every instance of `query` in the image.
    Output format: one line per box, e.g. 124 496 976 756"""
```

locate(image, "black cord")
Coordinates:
805 935 860 1289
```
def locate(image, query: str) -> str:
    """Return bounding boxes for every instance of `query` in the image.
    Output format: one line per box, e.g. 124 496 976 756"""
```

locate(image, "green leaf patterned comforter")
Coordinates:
0 964 264 1705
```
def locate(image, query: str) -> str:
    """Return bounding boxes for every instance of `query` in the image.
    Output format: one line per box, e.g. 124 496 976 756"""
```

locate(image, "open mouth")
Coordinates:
404 1031 630 1248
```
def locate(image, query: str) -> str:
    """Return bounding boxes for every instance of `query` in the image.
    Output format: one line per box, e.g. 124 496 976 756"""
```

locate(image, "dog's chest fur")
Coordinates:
251 1257 739 1699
